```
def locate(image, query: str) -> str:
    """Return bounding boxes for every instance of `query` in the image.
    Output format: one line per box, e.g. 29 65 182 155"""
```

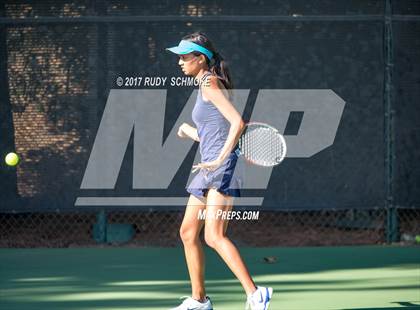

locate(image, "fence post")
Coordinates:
386 206 398 243
384 0 398 243
93 209 107 243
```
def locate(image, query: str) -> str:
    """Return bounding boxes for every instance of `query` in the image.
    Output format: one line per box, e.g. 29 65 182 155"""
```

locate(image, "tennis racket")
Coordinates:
234 122 287 167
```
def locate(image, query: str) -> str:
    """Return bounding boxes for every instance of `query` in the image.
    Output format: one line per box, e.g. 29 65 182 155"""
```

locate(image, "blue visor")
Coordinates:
166 40 213 60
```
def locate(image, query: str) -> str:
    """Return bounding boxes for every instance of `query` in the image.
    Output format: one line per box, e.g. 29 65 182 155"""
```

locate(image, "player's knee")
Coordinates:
204 230 224 248
180 225 198 244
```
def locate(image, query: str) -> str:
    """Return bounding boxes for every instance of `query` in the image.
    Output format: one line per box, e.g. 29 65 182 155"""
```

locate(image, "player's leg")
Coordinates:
179 194 207 302
204 188 257 295
204 189 273 309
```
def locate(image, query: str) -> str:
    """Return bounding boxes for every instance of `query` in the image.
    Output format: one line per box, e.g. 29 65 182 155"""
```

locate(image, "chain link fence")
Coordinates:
1 1 419 248
1 208 419 247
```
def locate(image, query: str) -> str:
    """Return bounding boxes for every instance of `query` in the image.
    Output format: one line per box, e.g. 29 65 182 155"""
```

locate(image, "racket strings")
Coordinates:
239 125 286 166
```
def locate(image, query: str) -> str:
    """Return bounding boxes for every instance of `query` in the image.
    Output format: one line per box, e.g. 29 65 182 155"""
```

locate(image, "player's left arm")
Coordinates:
202 76 245 163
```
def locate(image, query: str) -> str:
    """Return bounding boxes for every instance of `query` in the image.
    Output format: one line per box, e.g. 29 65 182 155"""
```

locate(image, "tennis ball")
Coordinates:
415 235 420 244
5 152 19 166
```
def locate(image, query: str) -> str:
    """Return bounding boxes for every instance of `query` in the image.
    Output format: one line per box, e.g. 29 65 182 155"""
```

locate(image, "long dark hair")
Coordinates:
182 32 234 93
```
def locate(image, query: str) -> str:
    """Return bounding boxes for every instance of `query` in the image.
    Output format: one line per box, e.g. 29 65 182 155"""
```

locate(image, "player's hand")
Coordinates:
192 159 223 173
177 123 188 138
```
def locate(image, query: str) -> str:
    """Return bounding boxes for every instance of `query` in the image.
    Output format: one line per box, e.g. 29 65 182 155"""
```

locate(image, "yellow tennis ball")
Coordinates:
5 152 20 166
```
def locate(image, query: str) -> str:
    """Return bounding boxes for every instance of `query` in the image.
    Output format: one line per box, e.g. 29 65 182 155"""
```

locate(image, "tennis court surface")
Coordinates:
1 246 419 310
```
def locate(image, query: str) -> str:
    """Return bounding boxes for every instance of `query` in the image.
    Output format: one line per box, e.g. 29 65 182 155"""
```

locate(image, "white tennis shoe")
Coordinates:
170 296 213 310
245 286 273 310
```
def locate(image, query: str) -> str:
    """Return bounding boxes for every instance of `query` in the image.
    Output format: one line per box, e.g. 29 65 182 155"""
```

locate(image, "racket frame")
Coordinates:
235 121 287 166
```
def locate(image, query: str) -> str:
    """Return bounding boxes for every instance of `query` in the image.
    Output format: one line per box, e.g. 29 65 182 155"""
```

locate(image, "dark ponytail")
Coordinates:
182 32 234 97
210 51 234 91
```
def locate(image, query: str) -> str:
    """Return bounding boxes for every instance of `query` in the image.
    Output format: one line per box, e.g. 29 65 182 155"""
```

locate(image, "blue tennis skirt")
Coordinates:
186 151 243 198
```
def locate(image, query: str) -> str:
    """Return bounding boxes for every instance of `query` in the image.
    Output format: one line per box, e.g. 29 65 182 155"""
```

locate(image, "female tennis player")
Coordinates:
166 32 273 310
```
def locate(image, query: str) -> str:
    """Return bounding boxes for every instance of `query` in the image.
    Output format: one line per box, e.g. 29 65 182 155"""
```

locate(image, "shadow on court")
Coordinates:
342 305 420 310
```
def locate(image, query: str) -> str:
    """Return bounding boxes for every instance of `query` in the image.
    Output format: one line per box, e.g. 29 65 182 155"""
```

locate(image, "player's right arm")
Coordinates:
177 122 200 142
